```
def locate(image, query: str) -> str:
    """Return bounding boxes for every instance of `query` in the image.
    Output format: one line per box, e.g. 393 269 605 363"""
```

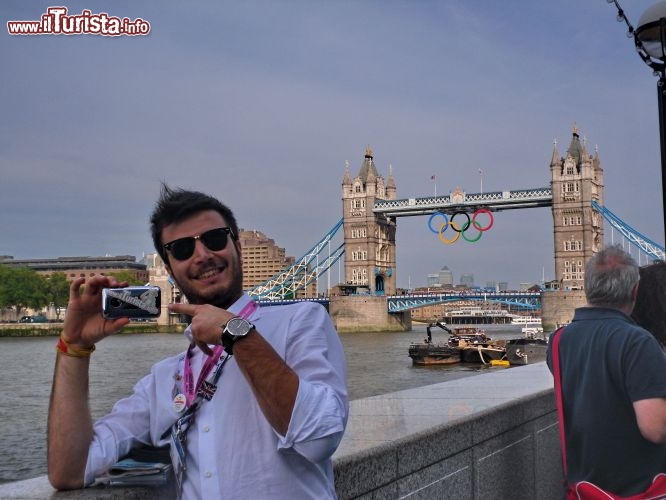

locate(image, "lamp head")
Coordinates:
636 1 666 71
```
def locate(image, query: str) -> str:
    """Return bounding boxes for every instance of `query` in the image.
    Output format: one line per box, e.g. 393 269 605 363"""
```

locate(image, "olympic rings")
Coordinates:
438 220 461 244
472 208 494 231
449 212 470 233
427 209 494 245
427 212 448 234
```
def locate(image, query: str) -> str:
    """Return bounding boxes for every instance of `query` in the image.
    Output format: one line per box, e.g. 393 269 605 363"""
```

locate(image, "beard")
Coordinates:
174 260 245 310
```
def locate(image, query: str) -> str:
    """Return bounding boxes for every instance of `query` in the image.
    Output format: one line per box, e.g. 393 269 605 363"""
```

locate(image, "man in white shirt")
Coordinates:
48 184 349 499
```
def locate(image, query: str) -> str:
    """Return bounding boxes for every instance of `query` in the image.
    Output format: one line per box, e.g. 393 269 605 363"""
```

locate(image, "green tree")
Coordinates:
112 270 146 286
0 265 9 310
46 272 70 320
0 265 48 318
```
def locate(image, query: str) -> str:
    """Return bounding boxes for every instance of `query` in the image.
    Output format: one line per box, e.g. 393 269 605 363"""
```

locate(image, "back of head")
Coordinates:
632 261 666 346
150 183 239 264
584 245 639 310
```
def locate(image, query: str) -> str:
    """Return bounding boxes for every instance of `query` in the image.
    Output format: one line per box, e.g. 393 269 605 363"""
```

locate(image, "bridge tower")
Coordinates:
341 147 397 295
550 126 604 290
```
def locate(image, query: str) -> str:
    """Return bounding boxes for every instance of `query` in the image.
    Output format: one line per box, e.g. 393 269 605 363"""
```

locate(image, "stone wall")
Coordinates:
329 295 411 332
541 290 586 331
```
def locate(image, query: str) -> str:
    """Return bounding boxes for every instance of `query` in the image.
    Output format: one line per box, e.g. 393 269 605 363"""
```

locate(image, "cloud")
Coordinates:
1 0 663 289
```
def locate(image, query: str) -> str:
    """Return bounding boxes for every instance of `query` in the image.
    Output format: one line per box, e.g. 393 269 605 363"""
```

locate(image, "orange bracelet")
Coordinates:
56 335 96 358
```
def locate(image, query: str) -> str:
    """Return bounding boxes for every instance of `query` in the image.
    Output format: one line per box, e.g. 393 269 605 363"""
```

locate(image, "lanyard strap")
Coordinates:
182 299 259 406
183 352 231 418
183 346 222 406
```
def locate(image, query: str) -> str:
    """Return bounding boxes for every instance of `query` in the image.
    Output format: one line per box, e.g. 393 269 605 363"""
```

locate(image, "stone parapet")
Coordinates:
0 364 561 499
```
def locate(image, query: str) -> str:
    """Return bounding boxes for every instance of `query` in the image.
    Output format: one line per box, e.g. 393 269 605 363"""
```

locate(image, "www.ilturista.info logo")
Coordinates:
7 7 151 36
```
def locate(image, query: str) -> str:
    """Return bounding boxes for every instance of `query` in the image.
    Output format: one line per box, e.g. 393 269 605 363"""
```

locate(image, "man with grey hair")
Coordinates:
547 245 666 496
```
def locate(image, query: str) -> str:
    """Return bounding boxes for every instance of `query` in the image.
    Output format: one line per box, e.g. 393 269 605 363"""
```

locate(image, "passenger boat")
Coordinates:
442 307 513 325
510 315 542 326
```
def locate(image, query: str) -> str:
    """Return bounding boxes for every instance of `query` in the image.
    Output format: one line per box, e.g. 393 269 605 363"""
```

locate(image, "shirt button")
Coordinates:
203 425 210 432
205 471 212 478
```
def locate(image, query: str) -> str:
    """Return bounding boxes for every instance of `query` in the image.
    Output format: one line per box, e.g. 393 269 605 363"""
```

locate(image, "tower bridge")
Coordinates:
249 127 665 331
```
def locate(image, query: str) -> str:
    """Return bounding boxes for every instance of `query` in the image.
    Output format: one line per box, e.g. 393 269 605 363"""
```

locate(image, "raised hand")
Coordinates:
61 276 131 347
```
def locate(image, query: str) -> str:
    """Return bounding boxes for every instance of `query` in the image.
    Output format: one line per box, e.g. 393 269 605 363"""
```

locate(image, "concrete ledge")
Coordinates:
0 363 561 499
332 362 561 499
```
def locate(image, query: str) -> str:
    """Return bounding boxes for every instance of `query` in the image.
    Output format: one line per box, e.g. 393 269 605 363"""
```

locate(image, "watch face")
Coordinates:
226 317 252 337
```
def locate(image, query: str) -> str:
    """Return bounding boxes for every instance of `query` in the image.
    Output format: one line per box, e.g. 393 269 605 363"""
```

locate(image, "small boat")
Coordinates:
460 344 507 364
409 323 508 366
446 327 490 347
448 327 507 364
505 337 548 365
522 324 544 337
408 342 460 365
408 321 462 365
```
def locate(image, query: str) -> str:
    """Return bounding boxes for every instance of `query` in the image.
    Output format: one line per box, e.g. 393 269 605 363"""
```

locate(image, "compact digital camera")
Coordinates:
102 286 161 319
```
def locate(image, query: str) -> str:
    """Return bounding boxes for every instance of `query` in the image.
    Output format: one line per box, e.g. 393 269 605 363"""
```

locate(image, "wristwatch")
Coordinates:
221 316 254 354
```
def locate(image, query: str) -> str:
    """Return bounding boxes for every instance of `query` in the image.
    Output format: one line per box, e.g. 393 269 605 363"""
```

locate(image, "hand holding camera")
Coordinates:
102 286 161 319
62 276 133 348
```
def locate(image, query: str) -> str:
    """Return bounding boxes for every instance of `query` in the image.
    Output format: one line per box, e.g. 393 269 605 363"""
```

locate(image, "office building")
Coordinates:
238 229 316 298
460 273 474 289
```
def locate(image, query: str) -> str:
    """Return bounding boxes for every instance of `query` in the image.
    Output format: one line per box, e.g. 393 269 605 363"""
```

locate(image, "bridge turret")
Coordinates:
342 147 397 296
550 125 604 292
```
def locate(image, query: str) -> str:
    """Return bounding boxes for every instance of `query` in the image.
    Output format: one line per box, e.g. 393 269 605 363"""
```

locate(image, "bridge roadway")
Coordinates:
387 291 541 312
257 292 541 312
373 186 553 217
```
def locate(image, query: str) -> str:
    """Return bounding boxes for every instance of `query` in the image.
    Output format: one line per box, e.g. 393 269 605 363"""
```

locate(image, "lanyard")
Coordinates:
181 299 258 406
164 299 260 494
183 346 222 406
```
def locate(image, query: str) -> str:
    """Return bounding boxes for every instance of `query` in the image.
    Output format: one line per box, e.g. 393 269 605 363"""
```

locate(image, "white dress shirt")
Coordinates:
84 294 349 499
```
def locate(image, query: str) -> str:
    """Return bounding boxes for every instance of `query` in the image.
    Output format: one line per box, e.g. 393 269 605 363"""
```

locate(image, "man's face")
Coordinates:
162 210 243 309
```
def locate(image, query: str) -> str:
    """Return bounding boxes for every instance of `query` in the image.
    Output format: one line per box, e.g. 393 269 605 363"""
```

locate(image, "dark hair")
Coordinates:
632 261 666 346
150 183 239 264
584 245 639 309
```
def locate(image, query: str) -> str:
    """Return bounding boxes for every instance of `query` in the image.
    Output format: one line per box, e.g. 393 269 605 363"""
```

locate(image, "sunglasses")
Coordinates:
163 227 235 261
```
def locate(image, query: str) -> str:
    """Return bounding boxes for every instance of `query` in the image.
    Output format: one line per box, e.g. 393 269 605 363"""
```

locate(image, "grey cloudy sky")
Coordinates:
1 0 663 290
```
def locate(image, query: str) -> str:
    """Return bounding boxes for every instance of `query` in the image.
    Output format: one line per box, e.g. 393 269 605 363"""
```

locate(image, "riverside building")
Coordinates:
0 255 149 283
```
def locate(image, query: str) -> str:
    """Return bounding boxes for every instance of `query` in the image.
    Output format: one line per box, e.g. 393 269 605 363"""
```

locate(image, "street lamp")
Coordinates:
610 0 666 244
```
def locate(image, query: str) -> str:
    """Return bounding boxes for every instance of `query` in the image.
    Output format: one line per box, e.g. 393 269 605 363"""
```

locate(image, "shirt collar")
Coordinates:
572 306 636 324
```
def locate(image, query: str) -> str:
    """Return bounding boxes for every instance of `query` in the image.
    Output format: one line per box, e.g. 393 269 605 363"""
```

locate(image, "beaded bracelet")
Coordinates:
56 335 96 358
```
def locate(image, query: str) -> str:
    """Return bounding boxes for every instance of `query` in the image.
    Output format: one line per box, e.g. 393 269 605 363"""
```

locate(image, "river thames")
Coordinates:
0 323 527 484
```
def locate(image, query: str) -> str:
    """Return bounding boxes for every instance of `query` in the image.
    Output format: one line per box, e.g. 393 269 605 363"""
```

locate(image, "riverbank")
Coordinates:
0 323 185 337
